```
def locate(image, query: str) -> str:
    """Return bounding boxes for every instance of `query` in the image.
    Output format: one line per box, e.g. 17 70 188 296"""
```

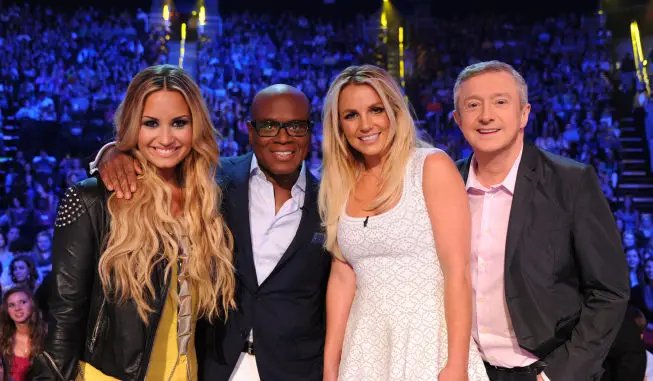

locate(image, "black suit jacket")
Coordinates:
199 153 331 381
457 143 629 381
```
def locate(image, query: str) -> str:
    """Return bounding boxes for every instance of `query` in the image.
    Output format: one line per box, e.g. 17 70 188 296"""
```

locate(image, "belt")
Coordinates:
242 340 255 356
483 361 546 374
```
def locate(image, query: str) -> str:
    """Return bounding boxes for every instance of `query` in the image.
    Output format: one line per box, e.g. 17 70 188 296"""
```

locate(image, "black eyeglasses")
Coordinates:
248 119 313 137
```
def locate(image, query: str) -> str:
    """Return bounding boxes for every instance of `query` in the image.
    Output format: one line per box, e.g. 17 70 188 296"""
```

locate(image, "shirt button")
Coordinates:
479 297 486 303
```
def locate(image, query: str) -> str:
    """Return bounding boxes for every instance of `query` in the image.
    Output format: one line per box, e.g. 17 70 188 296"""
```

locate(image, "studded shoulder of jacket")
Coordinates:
54 177 110 229
55 187 86 228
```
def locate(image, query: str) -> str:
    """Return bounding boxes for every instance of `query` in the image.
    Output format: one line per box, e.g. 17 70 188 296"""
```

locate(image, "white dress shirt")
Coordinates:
248 154 306 285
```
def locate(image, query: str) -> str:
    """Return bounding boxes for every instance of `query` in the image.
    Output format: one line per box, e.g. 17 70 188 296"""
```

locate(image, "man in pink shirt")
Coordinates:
453 61 629 381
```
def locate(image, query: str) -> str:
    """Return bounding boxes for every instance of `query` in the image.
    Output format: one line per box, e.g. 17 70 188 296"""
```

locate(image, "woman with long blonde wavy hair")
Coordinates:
30 64 235 381
319 65 488 380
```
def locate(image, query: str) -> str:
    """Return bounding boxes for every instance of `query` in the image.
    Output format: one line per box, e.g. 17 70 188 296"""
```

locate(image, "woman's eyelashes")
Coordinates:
143 119 158 128
142 118 190 128
343 111 358 120
171 118 189 128
342 106 385 120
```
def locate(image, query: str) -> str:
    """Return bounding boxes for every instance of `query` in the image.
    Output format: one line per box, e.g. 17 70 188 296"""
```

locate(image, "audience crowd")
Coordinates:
0 3 651 377
0 3 167 159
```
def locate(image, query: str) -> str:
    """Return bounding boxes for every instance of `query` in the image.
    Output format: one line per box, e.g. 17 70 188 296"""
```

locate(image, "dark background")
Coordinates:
3 0 603 17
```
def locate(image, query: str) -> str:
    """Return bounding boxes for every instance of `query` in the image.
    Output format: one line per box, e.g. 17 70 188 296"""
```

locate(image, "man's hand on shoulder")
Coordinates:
98 146 142 199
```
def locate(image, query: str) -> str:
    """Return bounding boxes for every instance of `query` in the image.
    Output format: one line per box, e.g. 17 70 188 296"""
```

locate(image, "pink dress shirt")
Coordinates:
466 148 542 369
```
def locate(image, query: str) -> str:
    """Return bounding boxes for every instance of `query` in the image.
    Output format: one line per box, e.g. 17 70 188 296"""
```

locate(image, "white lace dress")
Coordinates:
337 148 488 381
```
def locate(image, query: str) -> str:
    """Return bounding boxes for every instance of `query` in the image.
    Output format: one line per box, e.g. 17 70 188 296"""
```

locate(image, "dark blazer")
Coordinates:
457 143 629 381
199 152 331 381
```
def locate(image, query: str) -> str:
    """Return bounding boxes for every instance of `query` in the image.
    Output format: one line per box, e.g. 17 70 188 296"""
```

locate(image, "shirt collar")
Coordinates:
250 154 307 193
466 146 523 194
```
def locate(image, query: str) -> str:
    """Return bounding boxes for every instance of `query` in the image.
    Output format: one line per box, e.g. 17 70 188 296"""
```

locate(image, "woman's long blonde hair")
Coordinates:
98 65 235 324
318 65 427 260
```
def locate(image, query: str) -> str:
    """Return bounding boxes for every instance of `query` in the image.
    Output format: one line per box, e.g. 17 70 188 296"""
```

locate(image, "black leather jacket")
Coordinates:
30 178 172 381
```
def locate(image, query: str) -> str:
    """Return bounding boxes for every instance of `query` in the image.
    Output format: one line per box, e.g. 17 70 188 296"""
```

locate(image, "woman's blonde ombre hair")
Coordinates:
99 65 235 324
318 65 427 260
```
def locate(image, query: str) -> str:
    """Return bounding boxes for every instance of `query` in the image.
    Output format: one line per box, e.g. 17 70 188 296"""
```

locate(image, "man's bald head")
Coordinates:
251 84 311 120
247 84 312 181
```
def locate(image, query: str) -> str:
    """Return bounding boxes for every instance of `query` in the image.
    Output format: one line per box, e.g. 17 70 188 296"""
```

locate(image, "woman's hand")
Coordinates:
438 364 468 381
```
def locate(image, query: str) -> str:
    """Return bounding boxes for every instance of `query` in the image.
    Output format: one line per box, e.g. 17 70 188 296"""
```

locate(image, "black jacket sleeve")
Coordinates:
30 184 101 381
544 166 630 380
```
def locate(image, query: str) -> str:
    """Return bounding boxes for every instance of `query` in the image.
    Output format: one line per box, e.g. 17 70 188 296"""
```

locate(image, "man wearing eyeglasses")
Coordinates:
90 84 331 381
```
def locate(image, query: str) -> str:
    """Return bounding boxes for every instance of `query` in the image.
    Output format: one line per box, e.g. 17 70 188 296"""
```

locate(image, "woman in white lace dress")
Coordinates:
318 65 488 381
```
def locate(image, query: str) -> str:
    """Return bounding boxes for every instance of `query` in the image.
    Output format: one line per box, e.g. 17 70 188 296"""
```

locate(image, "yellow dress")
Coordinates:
78 263 197 381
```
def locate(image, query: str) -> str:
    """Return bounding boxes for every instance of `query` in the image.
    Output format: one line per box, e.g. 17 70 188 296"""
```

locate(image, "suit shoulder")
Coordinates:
217 154 252 187
455 157 470 172
538 148 590 176
219 154 251 175
219 155 240 168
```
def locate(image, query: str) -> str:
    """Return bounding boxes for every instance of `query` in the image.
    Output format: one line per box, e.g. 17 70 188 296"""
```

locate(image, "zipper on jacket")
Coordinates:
42 351 68 381
88 298 106 352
